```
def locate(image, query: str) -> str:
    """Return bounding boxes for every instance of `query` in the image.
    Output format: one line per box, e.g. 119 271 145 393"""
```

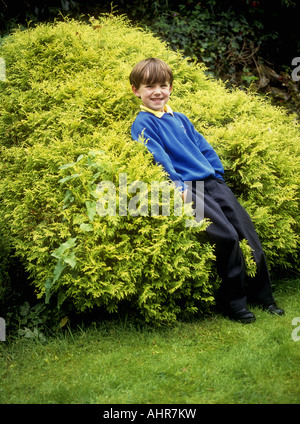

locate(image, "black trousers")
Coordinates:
191 178 275 312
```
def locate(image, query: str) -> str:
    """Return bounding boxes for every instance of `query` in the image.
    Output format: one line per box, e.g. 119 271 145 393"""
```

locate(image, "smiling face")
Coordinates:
132 81 172 112
129 58 174 112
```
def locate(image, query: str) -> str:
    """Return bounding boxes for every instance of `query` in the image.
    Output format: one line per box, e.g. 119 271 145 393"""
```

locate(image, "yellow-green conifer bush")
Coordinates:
0 16 218 323
0 16 299 323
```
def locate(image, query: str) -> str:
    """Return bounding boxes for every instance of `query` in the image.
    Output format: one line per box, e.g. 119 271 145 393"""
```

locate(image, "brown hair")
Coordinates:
129 58 173 89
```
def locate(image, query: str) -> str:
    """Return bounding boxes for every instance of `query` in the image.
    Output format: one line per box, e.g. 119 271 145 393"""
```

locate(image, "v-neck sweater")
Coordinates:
131 108 224 190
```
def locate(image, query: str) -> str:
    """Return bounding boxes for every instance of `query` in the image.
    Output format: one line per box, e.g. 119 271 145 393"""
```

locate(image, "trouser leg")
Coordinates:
191 178 274 311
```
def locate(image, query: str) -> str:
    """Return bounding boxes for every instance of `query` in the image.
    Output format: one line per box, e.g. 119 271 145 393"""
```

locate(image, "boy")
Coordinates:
130 58 284 323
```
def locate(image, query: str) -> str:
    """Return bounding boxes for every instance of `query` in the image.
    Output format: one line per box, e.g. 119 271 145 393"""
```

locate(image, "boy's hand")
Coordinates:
182 189 188 203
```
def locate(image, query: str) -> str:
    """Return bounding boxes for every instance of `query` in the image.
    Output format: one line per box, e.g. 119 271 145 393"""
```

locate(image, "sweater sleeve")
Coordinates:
131 116 185 190
183 115 224 179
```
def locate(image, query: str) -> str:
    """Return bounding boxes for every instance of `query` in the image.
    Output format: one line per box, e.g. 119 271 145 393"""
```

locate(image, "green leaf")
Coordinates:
76 154 84 162
45 277 52 304
51 238 77 259
63 252 76 269
59 174 80 184
53 259 67 283
59 162 76 170
63 189 74 208
45 260 67 304
80 223 93 232
86 201 97 222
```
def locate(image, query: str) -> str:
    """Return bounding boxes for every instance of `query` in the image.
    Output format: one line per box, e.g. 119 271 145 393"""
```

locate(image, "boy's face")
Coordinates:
132 81 172 112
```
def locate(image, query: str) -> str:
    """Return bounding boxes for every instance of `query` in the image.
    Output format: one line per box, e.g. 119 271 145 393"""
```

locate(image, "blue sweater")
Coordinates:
131 109 224 190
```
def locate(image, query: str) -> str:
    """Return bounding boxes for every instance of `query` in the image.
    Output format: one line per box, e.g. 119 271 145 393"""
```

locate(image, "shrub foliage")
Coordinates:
0 15 299 323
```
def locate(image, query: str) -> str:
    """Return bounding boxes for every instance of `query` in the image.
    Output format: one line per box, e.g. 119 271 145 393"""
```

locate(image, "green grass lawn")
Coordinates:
0 278 299 404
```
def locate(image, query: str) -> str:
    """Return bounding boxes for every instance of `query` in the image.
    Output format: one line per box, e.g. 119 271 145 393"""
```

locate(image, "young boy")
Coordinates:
130 58 284 323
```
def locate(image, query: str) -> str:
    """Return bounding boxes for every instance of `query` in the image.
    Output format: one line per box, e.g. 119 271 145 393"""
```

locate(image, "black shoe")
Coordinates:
264 303 285 316
226 307 256 324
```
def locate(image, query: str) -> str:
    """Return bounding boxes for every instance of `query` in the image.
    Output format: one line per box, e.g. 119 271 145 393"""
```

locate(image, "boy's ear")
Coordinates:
131 85 141 98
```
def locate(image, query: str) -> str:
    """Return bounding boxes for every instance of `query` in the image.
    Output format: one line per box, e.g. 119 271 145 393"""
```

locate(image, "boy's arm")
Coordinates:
183 115 224 179
196 134 224 178
194 131 224 178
